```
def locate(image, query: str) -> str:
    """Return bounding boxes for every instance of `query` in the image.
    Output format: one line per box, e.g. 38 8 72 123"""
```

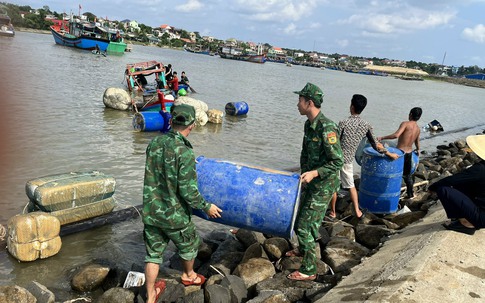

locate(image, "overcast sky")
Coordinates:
11 0 485 67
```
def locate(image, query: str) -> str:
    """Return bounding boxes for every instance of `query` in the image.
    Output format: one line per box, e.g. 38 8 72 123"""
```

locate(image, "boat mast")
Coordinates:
438 51 447 75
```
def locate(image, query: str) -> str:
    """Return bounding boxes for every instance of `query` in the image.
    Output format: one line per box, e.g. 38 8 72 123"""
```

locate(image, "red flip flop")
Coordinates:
154 279 166 302
287 270 316 281
181 273 206 286
285 248 301 257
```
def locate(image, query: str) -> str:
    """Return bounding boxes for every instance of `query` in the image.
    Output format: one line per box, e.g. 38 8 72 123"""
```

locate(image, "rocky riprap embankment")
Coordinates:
1 132 484 303
427 75 485 89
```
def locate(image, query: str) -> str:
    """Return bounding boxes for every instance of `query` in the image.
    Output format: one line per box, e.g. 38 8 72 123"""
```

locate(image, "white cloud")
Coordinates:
343 9 455 34
175 0 203 13
283 23 298 35
233 0 324 22
336 39 349 48
309 22 322 29
462 24 485 43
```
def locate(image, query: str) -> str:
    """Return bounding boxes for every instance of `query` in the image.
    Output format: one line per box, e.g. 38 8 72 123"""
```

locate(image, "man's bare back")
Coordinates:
378 108 422 154
395 120 420 153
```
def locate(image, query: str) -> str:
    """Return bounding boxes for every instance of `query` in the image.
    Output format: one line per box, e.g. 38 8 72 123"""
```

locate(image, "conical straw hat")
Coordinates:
466 135 485 160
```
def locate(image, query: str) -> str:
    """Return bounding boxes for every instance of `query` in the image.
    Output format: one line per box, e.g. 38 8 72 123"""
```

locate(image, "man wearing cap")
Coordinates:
286 82 344 281
428 135 485 235
142 104 222 303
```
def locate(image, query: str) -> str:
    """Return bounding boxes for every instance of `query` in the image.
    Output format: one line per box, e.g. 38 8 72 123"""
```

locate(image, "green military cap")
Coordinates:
293 82 324 106
171 104 196 125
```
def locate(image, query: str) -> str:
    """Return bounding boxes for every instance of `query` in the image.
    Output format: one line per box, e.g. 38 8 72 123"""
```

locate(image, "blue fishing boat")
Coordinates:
50 19 126 53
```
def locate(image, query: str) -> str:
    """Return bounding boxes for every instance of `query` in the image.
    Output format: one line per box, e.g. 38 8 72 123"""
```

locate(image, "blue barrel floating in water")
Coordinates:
225 101 249 116
193 156 301 238
132 111 171 132
358 147 405 214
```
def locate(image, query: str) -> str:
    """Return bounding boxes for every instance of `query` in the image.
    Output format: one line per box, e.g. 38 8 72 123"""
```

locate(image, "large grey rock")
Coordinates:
262 237 290 260
197 240 213 262
157 282 185 303
246 290 290 303
71 263 110 292
234 258 276 290
322 238 369 274
241 243 269 264
390 211 427 228
220 275 249 303
96 287 134 303
0 285 36 303
103 87 132 110
255 272 333 303
327 221 355 240
101 267 128 291
25 281 55 303
235 229 267 248
204 284 232 303
176 289 204 303
355 224 395 249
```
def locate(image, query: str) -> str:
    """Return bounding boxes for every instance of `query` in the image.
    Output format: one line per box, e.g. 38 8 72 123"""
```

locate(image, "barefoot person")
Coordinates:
328 94 399 220
142 104 222 303
428 135 485 235
378 107 422 199
286 83 343 281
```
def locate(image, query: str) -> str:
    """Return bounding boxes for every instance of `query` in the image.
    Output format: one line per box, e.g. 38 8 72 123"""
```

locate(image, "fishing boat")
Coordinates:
218 45 266 64
0 7 14 37
50 18 126 54
184 45 210 55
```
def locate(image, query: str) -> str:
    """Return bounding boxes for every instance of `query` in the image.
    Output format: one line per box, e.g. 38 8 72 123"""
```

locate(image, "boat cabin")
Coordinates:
125 61 167 92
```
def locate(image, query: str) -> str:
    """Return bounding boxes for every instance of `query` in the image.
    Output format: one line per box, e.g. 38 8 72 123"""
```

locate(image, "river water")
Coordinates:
0 31 484 298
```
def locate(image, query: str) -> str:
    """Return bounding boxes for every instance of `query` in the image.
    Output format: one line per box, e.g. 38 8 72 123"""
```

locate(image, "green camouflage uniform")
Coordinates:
294 83 344 276
142 105 210 264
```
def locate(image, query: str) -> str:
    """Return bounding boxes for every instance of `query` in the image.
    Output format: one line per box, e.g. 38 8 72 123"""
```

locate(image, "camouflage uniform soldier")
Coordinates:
142 104 222 303
287 82 344 281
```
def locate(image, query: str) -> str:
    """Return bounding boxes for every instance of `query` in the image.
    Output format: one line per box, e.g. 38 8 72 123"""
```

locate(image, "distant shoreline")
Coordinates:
16 27 50 34
13 28 485 89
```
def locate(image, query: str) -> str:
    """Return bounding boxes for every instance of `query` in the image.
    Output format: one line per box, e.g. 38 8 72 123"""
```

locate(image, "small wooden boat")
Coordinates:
125 61 166 92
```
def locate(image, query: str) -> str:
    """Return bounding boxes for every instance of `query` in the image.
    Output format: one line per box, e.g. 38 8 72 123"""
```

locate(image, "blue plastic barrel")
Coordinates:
358 147 404 214
132 112 170 132
225 101 249 116
355 139 419 174
193 156 301 238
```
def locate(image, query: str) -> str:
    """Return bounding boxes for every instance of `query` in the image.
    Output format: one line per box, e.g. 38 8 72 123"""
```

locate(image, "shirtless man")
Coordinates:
378 107 422 199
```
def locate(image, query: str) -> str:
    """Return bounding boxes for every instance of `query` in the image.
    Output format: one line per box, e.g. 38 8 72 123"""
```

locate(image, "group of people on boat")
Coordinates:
154 63 191 96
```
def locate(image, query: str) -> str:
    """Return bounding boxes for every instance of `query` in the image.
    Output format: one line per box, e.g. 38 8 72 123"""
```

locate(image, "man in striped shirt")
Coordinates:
328 94 398 220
